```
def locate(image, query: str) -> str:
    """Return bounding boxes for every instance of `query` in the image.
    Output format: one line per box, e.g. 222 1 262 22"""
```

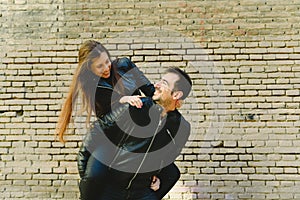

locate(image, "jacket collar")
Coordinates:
166 109 181 122
97 78 113 89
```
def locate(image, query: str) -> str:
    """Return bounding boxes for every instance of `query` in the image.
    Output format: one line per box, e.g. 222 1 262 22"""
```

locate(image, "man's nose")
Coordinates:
154 81 161 88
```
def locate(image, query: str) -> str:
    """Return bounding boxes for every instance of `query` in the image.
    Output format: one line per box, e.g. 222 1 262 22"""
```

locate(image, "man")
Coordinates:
79 67 192 200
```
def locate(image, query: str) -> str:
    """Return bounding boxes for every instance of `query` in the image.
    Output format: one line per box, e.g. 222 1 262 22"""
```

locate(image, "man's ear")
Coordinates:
173 91 183 100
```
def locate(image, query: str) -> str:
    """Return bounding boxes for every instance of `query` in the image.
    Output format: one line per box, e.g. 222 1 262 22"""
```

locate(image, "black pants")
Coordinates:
100 186 157 200
79 155 108 200
79 154 180 200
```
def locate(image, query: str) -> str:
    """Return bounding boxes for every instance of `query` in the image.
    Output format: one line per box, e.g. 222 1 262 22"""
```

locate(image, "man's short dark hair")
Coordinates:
166 67 192 100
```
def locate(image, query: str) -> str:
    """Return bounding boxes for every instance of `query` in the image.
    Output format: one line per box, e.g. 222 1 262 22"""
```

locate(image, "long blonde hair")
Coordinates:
56 40 111 143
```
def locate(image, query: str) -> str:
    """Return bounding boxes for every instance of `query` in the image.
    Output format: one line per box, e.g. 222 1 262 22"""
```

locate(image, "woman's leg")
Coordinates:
79 177 100 200
77 120 105 179
78 120 111 199
79 154 109 200
134 188 158 200
155 163 180 199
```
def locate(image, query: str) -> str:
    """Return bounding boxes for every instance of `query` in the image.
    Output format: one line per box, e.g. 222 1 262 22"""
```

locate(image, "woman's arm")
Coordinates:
127 59 155 97
116 57 155 97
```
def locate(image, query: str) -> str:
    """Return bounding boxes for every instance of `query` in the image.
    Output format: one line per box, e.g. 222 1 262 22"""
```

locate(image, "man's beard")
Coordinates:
156 97 172 108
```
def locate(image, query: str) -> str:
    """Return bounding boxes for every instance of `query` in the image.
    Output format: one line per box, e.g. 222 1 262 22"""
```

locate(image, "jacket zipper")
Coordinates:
108 127 133 169
166 129 175 144
97 84 123 97
126 118 162 189
97 85 113 90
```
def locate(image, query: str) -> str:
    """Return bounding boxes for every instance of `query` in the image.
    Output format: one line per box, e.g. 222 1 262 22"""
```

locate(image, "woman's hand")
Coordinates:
150 176 160 191
119 95 143 108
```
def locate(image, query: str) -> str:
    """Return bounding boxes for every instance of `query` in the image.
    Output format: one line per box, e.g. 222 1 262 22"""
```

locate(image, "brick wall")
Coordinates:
1 0 300 199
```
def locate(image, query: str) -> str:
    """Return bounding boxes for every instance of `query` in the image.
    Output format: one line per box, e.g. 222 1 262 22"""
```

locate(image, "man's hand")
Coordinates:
150 176 160 191
119 95 143 108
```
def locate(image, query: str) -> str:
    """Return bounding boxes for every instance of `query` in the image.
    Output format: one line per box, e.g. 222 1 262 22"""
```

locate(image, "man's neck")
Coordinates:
159 103 176 117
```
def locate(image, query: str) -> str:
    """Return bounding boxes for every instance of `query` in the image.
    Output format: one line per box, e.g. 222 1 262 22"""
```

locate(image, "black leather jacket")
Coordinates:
80 97 190 190
94 57 155 117
77 57 155 178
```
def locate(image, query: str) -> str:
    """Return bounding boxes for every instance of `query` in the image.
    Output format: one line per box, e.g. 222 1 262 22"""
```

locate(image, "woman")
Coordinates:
56 40 180 199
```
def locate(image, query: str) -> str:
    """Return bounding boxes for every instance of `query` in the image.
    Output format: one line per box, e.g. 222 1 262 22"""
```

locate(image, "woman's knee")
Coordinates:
84 156 108 179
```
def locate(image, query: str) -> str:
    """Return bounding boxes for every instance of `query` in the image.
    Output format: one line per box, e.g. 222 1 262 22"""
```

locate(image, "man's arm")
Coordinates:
154 118 190 198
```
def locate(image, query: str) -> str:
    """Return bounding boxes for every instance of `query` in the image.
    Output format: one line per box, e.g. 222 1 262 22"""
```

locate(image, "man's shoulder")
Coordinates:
166 110 190 147
180 114 190 125
167 110 190 132
178 113 191 132
169 110 189 123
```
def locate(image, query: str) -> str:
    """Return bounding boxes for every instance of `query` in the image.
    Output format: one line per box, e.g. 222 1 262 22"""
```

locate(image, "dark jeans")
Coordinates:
84 155 108 179
80 155 180 200
100 185 158 200
79 155 109 200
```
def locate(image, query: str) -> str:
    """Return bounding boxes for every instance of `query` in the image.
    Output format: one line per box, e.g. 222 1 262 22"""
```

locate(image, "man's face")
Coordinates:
152 72 179 105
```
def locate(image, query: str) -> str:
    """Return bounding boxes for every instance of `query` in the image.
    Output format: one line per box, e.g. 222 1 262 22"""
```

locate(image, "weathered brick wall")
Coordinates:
1 0 300 199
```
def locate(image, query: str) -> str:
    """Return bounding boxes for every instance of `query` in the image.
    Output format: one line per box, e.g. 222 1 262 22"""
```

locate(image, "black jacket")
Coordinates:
77 57 154 178
79 97 190 189
94 57 155 117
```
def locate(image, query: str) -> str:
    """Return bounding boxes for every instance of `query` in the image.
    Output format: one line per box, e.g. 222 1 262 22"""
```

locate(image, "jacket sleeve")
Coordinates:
117 57 155 97
77 104 130 176
165 118 191 164
128 97 160 127
151 116 191 172
83 103 130 149
173 119 190 158
153 121 190 196
77 144 91 178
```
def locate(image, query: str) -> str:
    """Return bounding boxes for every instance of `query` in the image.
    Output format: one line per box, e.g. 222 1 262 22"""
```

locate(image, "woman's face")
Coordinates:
90 52 111 78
